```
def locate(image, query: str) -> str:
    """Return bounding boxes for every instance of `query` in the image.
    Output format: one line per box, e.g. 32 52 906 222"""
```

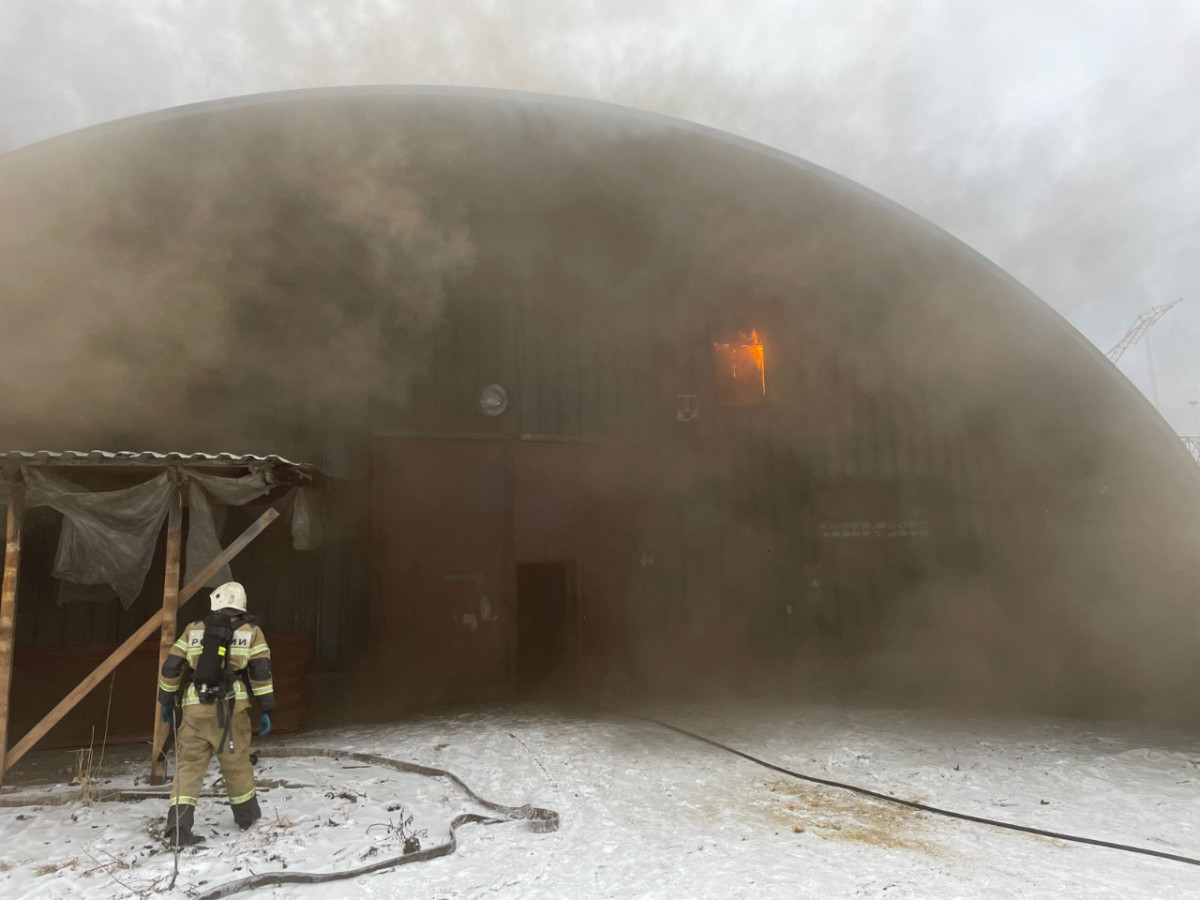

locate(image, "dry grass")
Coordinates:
763 778 945 856
35 858 76 876
71 678 117 807
83 848 172 899
70 746 101 807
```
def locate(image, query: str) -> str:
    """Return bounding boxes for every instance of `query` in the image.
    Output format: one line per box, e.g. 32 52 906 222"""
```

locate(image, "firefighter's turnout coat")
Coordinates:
159 616 274 820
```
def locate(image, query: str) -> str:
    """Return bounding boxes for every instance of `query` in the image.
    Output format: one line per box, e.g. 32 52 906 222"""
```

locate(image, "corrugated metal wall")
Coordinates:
365 202 1033 684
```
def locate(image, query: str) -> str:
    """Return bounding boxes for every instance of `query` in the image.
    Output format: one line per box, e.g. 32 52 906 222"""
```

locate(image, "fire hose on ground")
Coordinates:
192 746 559 900
612 708 1200 870
10 709 1195 894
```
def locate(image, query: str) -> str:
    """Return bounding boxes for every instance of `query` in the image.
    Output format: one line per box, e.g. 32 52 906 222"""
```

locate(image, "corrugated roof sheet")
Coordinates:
0 450 322 478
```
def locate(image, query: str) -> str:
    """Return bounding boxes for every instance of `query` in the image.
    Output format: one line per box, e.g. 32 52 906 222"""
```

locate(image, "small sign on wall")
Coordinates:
676 394 700 422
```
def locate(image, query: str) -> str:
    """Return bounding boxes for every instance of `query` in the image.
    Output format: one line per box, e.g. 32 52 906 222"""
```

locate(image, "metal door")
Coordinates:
371 438 509 703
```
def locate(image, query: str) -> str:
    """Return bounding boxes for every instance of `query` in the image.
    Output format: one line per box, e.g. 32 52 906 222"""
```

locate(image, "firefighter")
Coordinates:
158 581 274 846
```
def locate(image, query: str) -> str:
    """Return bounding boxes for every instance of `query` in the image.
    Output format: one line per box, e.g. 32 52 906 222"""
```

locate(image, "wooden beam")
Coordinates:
3 506 280 775
148 480 184 784
180 507 279 603
0 483 25 787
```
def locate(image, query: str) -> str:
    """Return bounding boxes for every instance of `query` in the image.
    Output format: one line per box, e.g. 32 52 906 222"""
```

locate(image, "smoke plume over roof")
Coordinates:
1 1 1198 430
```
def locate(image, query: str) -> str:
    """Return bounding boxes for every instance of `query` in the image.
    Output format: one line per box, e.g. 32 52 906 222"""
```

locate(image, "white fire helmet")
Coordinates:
210 581 248 613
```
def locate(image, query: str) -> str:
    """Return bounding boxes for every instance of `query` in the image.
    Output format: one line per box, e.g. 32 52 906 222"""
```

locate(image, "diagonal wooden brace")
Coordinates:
3 507 281 776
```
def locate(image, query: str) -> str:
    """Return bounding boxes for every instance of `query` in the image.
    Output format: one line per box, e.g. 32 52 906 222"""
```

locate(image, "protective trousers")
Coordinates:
167 700 261 831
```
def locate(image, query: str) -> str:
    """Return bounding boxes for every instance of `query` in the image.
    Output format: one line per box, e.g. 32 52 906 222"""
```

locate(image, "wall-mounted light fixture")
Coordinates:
478 383 509 417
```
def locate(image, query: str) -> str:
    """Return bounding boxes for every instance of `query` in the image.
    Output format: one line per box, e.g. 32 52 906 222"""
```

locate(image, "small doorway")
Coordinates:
515 561 579 696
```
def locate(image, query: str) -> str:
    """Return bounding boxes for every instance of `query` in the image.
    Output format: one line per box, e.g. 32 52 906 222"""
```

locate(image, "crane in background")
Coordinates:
1184 400 1200 464
1105 298 1200 465
1105 298 1182 411
1106 298 1182 363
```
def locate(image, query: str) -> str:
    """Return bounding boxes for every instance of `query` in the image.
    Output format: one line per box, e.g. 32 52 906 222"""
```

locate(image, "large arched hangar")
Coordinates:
1 87 1198 723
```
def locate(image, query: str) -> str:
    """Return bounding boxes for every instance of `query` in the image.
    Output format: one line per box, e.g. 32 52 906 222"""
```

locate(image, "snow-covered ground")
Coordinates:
2 700 1198 899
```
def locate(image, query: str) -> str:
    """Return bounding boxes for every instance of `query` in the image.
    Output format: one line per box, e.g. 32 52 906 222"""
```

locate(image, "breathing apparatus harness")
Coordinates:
190 609 251 754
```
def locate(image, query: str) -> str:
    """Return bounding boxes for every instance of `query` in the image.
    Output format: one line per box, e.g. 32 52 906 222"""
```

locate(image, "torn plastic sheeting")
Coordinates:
183 468 274 588
13 464 325 606
244 483 325 552
22 466 171 608
182 470 324 588
291 486 323 551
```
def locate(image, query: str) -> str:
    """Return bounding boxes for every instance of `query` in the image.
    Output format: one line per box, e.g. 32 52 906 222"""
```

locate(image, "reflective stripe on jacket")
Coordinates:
158 618 275 712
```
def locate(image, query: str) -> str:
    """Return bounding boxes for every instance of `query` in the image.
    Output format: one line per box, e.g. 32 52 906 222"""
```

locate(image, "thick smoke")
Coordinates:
1 2 1198 427
0 106 474 456
2 4 1199 726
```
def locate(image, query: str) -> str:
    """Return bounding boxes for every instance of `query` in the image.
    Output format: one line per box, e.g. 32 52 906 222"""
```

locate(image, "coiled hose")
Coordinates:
194 746 559 900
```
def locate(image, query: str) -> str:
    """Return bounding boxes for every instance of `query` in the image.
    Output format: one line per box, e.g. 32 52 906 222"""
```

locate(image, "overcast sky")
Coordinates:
2 1 1198 433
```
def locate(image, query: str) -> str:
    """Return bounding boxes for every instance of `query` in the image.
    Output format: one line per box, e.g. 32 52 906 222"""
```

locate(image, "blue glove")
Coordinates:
160 704 174 724
259 713 271 736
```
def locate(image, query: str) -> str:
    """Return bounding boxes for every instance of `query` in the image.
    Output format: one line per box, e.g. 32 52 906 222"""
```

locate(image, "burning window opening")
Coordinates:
713 329 767 406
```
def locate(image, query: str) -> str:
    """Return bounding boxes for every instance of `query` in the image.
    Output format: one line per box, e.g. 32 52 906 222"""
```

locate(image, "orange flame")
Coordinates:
714 329 767 400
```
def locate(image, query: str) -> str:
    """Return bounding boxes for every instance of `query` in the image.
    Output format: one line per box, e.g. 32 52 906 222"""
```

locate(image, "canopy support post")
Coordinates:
149 476 184 784
0 480 25 788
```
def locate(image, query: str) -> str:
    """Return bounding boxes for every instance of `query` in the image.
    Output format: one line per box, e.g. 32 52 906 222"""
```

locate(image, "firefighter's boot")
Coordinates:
164 804 205 847
231 795 262 830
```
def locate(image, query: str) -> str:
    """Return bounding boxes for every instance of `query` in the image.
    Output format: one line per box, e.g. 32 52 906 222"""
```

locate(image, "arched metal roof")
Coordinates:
2 84 1194 493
